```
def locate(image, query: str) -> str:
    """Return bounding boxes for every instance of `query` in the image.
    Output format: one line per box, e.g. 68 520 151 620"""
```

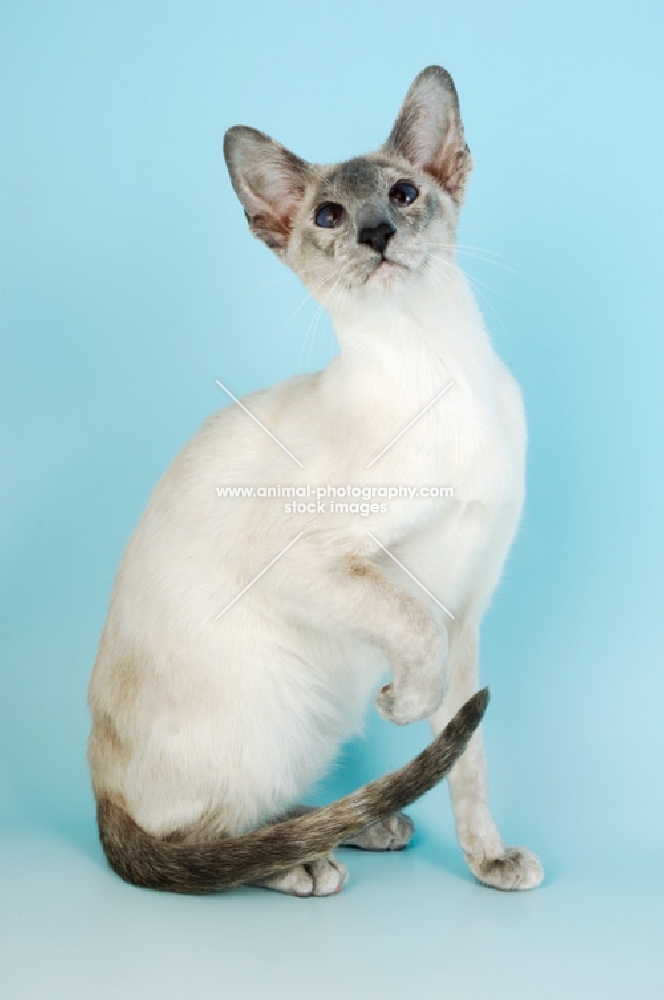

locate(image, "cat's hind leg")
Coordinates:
248 811 414 896
245 806 349 896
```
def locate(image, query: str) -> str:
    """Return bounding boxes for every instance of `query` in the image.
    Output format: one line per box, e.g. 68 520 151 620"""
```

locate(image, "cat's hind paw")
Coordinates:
342 811 415 851
250 854 349 897
468 846 543 891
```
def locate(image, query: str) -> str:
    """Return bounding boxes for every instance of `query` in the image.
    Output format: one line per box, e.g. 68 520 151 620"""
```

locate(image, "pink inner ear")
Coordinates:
265 189 305 242
252 187 308 250
389 96 470 202
252 210 291 240
445 148 471 198
422 121 469 198
238 171 305 248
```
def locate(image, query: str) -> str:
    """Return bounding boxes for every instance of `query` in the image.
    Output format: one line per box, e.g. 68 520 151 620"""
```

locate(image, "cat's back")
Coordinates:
87 367 330 722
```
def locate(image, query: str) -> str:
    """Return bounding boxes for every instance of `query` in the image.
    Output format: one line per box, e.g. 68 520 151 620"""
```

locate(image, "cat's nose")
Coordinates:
358 221 396 255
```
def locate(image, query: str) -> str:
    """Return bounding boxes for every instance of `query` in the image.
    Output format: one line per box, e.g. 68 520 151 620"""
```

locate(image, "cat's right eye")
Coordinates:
314 202 345 228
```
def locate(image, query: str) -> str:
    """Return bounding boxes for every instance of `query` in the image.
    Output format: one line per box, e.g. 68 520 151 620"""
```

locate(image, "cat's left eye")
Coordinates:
389 180 419 207
314 202 345 228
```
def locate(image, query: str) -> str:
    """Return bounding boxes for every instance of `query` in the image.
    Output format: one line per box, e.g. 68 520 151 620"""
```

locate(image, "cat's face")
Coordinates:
224 66 472 310
286 153 460 301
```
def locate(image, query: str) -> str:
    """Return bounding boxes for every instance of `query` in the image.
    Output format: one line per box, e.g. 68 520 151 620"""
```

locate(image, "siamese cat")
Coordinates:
88 66 543 896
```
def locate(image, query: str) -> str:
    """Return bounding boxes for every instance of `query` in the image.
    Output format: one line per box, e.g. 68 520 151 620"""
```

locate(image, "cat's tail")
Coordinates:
96 688 488 895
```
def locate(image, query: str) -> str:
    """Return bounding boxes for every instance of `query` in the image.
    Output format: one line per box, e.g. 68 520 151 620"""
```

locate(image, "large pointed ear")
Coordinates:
223 126 312 252
383 66 473 204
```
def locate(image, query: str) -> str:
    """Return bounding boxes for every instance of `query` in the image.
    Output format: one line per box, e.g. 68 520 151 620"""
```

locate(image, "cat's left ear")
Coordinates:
383 66 473 204
224 126 312 253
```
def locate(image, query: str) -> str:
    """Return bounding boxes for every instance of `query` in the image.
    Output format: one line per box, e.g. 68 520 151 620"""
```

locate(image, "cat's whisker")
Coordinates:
252 272 298 293
421 255 461 308
455 242 524 263
335 283 352 331
306 300 328 371
427 251 511 340
299 274 341 371
427 251 511 300
463 272 511 302
299 301 321 372
465 279 511 340
278 269 338 345
305 283 335 371
428 241 521 259
426 243 529 278
423 252 456 283
454 251 526 278
279 290 314 339
256 259 333 296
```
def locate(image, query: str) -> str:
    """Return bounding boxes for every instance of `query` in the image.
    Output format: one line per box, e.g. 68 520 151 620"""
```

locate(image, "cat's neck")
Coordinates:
322 264 497 400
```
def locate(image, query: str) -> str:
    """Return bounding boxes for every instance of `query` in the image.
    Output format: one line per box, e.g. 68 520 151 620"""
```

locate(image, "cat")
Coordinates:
88 65 543 896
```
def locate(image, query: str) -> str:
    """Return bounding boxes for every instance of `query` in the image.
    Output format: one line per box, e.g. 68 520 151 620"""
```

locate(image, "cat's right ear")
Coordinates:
224 126 312 253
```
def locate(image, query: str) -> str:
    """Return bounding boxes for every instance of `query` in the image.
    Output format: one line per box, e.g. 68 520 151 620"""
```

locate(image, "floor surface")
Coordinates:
1 813 661 1000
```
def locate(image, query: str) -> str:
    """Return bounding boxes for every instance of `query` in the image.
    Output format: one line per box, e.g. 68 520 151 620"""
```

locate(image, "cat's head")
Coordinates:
223 66 472 309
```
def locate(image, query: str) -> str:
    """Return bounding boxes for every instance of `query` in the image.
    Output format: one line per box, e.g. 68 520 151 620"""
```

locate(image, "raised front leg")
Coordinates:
428 621 543 890
274 539 448 725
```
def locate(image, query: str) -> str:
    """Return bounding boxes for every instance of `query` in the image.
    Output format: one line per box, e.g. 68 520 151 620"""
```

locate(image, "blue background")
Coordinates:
1 2 663 997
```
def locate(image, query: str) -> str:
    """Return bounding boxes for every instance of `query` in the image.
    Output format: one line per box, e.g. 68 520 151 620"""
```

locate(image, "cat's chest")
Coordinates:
320 301 525 507
358 362 524 505
432 376 521 499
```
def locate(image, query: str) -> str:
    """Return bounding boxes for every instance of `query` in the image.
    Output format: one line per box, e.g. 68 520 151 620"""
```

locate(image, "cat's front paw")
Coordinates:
467 846 544 891
374 679 444 726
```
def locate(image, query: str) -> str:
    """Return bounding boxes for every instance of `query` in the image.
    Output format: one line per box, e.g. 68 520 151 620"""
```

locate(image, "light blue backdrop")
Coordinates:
1 2 662 998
